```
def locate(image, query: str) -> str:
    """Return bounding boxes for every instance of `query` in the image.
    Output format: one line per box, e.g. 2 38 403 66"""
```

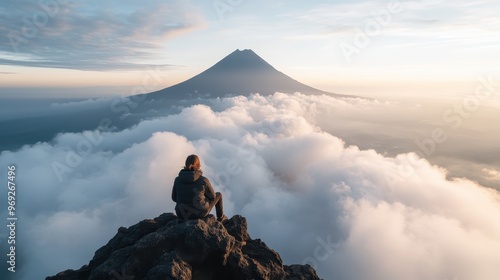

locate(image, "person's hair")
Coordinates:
184 154 201 171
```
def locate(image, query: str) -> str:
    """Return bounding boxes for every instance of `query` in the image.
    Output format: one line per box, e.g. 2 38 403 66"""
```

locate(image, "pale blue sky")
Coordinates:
0 0 499 97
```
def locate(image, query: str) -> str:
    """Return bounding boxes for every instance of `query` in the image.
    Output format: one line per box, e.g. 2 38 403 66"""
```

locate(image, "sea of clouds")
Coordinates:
1 93 499 280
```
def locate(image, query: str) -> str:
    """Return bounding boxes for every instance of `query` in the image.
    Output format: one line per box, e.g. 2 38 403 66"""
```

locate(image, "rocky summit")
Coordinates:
46 214 321 280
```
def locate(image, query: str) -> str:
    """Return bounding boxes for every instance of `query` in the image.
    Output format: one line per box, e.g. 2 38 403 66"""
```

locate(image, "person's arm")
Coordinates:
204 177 215 202
171 178 178 202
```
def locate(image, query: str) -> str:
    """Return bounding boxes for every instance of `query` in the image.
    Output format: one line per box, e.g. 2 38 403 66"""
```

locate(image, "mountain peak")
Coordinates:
46 213 321 280
146 49 352 99
232 48 256 54
234 48 253 53
210 49 276 72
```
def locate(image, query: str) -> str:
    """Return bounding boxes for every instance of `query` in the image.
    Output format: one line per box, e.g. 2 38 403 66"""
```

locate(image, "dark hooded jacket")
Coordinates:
171 169 215 219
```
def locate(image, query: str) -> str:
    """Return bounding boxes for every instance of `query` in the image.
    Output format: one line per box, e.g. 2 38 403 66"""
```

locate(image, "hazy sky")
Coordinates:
1 0 499 97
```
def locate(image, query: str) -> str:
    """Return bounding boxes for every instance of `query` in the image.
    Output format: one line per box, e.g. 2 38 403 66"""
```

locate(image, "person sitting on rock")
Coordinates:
172 154 228 222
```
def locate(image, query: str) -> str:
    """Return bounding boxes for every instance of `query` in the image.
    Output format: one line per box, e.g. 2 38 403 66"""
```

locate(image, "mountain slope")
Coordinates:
145 49 350 99
1 49 354 152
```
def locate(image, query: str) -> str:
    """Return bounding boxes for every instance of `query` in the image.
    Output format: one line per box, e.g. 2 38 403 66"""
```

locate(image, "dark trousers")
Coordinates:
208 192 224 218
176 192 224 220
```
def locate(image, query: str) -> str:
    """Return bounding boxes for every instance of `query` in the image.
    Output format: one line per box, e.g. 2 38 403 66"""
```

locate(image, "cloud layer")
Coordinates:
1 93 500 280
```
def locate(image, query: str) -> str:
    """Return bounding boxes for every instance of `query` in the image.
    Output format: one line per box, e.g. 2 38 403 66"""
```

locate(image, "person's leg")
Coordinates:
214 192 223 218
205 192 227 221
176 203 203 220
206 192 224 218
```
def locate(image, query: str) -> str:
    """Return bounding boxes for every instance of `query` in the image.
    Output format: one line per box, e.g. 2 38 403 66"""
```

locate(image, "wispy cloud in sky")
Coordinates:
283 0 500 69
284 0 500 45
0 0 206 70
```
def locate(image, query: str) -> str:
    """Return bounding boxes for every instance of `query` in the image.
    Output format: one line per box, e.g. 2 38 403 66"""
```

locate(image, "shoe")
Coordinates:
217 214 228 222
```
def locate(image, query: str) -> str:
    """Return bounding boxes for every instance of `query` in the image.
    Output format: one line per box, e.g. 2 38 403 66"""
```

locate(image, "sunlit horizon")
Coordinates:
1 0 499 99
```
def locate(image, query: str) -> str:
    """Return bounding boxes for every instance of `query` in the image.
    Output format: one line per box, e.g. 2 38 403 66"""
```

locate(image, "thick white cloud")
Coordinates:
1 93 499 280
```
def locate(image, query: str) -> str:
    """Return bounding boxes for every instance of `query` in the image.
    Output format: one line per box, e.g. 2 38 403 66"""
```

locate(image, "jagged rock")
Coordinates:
285 264 320 280
46 213 322 280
